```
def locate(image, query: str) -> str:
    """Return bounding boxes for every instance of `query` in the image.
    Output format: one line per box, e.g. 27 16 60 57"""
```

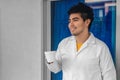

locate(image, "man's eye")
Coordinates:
73 19 78 21
68 19 79 23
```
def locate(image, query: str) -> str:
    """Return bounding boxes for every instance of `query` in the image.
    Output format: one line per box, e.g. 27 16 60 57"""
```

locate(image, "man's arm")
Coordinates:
46 59 62 73
99 45 116 80
45 40 64 73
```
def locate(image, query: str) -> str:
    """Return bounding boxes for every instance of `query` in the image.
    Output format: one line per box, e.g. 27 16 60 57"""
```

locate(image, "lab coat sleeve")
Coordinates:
46 41 63 73
99 45 116 80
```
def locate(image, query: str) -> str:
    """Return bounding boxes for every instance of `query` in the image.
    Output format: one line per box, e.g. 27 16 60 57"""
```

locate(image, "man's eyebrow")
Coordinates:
69 17 79 20
72 17 79 20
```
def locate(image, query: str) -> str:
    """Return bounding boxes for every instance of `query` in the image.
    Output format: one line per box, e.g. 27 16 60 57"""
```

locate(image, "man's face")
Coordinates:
68 13 89 36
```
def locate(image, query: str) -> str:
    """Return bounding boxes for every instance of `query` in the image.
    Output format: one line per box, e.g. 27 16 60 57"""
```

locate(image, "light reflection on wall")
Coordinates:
85 0 115 3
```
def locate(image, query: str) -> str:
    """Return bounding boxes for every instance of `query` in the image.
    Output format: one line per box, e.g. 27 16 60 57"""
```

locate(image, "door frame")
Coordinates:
116 0 120 79
43 1 61 80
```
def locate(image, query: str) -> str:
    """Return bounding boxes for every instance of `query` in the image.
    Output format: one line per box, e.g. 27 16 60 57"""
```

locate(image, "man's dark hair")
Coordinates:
68 2 94 30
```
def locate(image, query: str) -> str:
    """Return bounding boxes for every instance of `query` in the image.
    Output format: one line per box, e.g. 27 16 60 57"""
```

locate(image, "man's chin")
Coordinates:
71 33 78 36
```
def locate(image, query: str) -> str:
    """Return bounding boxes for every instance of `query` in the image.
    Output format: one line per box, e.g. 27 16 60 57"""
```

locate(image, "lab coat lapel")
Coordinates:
76 33 96 55
72 36 88 55
76 42 88 55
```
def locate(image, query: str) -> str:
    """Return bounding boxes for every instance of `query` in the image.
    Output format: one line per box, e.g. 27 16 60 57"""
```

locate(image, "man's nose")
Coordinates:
69 21 74 26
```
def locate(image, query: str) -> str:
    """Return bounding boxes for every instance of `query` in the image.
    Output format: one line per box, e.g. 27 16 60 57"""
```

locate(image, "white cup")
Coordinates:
44 51 56 62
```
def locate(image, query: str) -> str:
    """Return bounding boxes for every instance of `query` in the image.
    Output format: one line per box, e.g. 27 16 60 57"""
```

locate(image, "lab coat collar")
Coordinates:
85 33 96 44
71 32 96 44
71 33 96 53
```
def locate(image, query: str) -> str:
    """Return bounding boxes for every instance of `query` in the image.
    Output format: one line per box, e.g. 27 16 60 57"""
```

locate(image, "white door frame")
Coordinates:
42 1 51 80
42 0 60 80
116 0 120 79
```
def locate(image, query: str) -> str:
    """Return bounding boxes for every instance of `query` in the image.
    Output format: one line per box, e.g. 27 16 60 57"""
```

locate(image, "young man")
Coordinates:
45 2 116 80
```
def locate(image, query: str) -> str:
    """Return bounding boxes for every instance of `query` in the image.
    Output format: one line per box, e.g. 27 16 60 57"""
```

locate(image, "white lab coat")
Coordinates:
46 33 116 80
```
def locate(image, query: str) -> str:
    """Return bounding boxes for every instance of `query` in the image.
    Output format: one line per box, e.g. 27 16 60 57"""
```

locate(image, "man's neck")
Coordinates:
75 32 90 44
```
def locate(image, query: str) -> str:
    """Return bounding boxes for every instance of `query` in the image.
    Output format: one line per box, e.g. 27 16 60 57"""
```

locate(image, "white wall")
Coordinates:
0 0 43 80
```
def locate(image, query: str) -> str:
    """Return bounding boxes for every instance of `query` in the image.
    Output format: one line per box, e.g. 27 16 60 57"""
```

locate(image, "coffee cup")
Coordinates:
44 51 56 62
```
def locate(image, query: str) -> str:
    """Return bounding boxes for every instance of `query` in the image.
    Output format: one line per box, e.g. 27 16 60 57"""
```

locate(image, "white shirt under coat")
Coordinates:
47 33 116 80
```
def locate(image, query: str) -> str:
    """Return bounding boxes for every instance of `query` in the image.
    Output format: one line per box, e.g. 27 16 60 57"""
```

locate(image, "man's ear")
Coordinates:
87 19 91 25
86 19 91 26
